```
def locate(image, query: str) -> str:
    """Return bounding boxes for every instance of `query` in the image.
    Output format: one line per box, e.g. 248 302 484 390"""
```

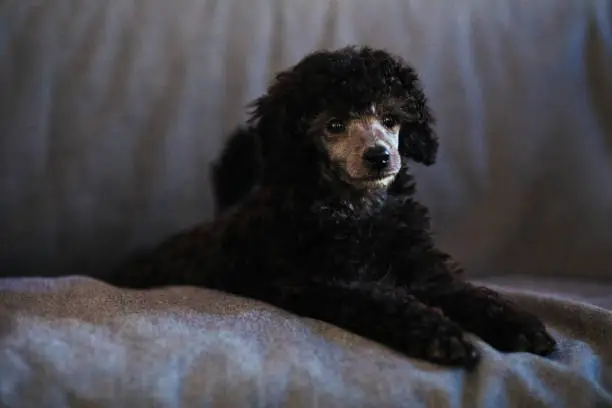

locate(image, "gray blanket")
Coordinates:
1 276 611 407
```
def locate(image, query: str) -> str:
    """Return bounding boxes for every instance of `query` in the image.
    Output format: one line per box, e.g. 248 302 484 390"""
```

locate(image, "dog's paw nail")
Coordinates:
533 331 556 355
427 339 444 359
420 334 479 369
515 334 530 351
448 337 466 360
465 348 480 370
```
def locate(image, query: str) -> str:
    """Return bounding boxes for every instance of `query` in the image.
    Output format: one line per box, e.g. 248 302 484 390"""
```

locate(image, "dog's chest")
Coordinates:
292 216 393 281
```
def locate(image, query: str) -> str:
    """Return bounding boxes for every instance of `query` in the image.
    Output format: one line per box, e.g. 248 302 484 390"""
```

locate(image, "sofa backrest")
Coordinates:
1 0 611 279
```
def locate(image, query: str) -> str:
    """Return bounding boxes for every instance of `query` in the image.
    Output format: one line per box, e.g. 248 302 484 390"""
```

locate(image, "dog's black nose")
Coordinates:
363 145 390 171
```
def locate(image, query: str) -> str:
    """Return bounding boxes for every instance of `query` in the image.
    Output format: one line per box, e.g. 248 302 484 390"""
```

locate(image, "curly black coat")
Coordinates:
110 46 556 369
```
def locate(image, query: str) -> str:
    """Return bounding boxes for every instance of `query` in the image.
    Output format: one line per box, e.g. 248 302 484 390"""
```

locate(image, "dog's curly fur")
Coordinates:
110 46 556 369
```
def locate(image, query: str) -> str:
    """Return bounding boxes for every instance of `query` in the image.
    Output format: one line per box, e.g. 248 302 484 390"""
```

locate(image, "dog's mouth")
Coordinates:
330 164 399 190
351 173 397 189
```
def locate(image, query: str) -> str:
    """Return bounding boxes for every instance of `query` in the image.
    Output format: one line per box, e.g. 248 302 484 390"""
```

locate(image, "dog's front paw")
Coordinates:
437 286 558 357
487 321 556 356
392 318 480 369
472 301 557 356
420 332 481 369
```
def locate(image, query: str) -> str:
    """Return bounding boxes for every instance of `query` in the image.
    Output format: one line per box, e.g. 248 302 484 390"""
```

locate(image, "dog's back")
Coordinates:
210 126 262 214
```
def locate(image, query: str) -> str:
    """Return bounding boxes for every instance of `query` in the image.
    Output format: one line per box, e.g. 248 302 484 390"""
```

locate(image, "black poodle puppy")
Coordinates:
110 46 556 369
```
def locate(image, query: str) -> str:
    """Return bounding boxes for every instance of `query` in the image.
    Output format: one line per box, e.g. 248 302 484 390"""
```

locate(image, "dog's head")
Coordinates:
248 46 437 192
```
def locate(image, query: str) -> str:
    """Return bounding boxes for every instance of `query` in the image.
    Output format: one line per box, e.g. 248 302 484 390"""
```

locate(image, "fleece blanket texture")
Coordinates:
1 276 611 407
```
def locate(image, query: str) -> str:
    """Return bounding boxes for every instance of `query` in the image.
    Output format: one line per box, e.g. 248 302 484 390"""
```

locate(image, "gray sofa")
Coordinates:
1 0 612 406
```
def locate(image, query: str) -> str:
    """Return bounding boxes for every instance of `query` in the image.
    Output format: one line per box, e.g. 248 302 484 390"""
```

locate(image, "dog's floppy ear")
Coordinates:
245 69 323 185
210 125 262 214
396 64 439 166
246 71 302 165
210 76 296 210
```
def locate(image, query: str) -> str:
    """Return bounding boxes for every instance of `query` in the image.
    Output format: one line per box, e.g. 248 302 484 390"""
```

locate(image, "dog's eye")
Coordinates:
382 114 399 129
326 119 346 134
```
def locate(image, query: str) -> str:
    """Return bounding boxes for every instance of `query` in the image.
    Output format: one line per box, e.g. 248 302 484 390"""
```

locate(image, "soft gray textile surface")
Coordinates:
2 2 612 406
1 276 611 407
1 0 612 279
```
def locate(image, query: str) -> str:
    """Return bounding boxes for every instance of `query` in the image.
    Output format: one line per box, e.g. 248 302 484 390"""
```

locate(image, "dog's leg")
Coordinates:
414 280 556 356
268 280 480 368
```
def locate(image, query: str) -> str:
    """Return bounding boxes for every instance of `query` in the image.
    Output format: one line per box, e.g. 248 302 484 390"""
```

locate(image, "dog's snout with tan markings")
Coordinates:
316 105 402 189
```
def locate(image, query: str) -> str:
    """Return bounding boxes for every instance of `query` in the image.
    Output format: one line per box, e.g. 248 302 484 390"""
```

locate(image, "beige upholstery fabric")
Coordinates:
0 0 611 279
